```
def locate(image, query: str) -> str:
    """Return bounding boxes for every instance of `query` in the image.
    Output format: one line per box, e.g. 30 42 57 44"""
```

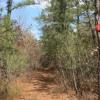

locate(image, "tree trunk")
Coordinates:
7 0 13 18
95 0 100 99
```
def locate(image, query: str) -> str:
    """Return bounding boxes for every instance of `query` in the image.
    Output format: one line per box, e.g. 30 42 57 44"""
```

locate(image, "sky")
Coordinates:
12 4 42 39
0 0 49 39
11 0 49 39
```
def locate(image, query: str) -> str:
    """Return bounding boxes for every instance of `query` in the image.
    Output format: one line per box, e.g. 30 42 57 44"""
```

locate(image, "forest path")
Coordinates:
14 69 76 100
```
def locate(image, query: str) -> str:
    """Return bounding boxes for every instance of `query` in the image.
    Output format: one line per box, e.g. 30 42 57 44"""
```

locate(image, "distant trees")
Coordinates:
15 30 41 70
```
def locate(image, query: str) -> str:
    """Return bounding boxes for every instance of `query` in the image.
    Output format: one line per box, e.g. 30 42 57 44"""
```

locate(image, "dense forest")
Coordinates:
0 0 100 100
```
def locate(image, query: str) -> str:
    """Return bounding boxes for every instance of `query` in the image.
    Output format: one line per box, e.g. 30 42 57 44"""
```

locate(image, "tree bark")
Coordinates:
7 0 13 18
95 0 100 99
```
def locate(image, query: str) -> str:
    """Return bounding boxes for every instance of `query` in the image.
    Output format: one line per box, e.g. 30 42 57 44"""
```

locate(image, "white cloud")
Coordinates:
40 0 49 9
35 0 50 9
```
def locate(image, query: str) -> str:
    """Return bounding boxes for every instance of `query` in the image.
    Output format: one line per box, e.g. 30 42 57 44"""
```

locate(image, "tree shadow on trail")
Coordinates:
27 70 56 93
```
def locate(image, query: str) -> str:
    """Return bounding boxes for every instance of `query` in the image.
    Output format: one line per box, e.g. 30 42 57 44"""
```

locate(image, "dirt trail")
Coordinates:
14 70 76 100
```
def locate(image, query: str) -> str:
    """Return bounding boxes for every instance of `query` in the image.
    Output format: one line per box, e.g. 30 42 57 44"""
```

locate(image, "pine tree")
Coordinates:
40 0 97 97
0 0 35 96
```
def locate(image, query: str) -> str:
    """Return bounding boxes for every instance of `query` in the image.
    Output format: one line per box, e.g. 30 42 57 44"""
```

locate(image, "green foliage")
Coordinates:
40 0 94 67
6 53 28 73
0 0 36 74
13 0 35 10
39 0 98 95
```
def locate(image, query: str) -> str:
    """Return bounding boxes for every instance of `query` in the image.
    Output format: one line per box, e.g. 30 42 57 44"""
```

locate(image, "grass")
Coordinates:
0 78 22 100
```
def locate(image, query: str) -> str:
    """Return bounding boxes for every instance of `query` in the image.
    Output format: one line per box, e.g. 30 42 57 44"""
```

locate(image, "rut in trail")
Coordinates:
14 70 76 100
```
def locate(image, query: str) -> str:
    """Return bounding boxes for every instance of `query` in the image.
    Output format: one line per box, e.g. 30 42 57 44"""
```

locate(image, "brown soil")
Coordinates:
13 70 76 100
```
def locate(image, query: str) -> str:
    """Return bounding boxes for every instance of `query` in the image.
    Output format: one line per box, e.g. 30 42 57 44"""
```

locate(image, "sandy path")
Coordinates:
14 70 76 100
